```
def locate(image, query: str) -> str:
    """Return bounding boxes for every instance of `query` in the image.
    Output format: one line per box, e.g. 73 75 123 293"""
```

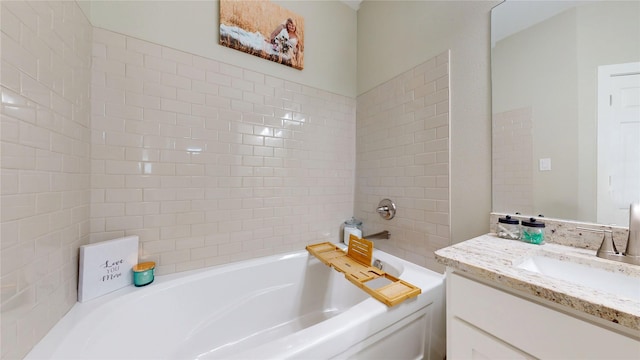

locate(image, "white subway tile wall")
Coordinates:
1 1 93 359
355 51 450 272
1 5 356 357
492 107 533 215
90 28 356 275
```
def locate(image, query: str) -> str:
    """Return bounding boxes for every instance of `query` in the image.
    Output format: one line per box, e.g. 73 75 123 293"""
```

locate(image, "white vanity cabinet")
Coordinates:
446 272 640 359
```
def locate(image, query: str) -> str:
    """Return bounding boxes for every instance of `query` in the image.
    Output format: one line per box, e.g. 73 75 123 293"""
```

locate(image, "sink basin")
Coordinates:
517 255 640 302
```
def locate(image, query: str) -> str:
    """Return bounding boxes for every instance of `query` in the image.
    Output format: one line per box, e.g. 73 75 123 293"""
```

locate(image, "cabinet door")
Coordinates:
447 272 640 359
450 318 534 360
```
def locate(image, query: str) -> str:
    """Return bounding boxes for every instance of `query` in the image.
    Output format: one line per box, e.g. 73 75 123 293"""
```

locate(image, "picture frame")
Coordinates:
220 0 305 70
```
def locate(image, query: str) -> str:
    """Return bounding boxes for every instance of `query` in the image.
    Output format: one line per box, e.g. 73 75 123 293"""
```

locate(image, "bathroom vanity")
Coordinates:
460 0 640 356
436 234 640 359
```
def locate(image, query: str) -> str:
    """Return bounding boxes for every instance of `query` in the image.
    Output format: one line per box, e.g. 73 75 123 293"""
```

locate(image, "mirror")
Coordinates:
491 0 640 225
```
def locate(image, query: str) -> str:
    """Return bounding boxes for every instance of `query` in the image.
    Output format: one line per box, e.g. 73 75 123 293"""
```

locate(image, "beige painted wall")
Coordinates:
85 0 358 97
357 0 498 244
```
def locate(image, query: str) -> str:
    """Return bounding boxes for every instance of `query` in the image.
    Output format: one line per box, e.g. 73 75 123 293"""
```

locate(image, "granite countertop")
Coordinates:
435 234 640 332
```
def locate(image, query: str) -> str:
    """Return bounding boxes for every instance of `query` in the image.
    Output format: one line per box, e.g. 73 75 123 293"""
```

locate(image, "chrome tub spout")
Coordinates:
363 230 390 240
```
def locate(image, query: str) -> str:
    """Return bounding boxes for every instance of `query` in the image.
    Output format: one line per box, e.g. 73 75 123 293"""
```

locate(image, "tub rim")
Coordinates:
25 247 444 360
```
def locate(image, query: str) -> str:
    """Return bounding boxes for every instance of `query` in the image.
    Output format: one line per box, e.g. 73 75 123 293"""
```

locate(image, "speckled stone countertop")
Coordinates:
435 234 640 333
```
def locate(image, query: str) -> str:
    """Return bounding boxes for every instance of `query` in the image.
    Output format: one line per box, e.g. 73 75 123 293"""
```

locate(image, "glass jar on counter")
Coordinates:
497 215 520 240
521 217 545 244
343 217 363 245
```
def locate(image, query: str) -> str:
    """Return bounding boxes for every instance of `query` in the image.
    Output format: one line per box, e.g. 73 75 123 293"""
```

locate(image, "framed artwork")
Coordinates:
78 236 139 302
220 0 304 70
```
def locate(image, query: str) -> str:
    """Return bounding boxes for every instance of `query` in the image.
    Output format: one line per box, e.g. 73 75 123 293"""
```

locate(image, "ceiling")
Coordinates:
341 0 362 11
491 1 592 46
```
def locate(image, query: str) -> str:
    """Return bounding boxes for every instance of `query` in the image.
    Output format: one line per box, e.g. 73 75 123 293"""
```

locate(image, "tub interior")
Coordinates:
28 249 445 360
56 254 369 359
173 257 369 359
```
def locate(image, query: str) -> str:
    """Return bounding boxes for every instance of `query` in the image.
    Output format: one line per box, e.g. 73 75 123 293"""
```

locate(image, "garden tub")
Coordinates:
26 247 445 359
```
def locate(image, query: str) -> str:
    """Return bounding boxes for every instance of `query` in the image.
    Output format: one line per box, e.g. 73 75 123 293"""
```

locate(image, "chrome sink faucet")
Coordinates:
624 202 640 259
595 203 640 266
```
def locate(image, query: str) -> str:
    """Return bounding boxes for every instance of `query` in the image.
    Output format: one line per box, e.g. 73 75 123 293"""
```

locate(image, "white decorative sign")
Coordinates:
78 236 139 302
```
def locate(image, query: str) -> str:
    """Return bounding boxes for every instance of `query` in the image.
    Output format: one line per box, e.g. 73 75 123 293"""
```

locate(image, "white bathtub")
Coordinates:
26 247 445 360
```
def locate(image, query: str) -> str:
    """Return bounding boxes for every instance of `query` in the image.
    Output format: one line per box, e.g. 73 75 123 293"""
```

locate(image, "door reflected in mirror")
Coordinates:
491 0 640 225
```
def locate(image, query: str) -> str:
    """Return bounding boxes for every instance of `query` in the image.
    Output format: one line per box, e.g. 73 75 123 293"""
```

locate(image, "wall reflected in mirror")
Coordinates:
491 0 640 226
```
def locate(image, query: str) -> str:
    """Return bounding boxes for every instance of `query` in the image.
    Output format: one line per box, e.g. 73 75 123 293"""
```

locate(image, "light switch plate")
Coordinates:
539 158 552 171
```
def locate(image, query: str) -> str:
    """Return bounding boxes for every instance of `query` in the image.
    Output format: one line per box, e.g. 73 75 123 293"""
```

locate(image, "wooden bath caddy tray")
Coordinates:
306 237 421 307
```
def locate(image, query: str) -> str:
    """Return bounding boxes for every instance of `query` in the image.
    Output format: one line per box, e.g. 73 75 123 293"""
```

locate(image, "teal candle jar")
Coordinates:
133 261 155 287
521 218 545 245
